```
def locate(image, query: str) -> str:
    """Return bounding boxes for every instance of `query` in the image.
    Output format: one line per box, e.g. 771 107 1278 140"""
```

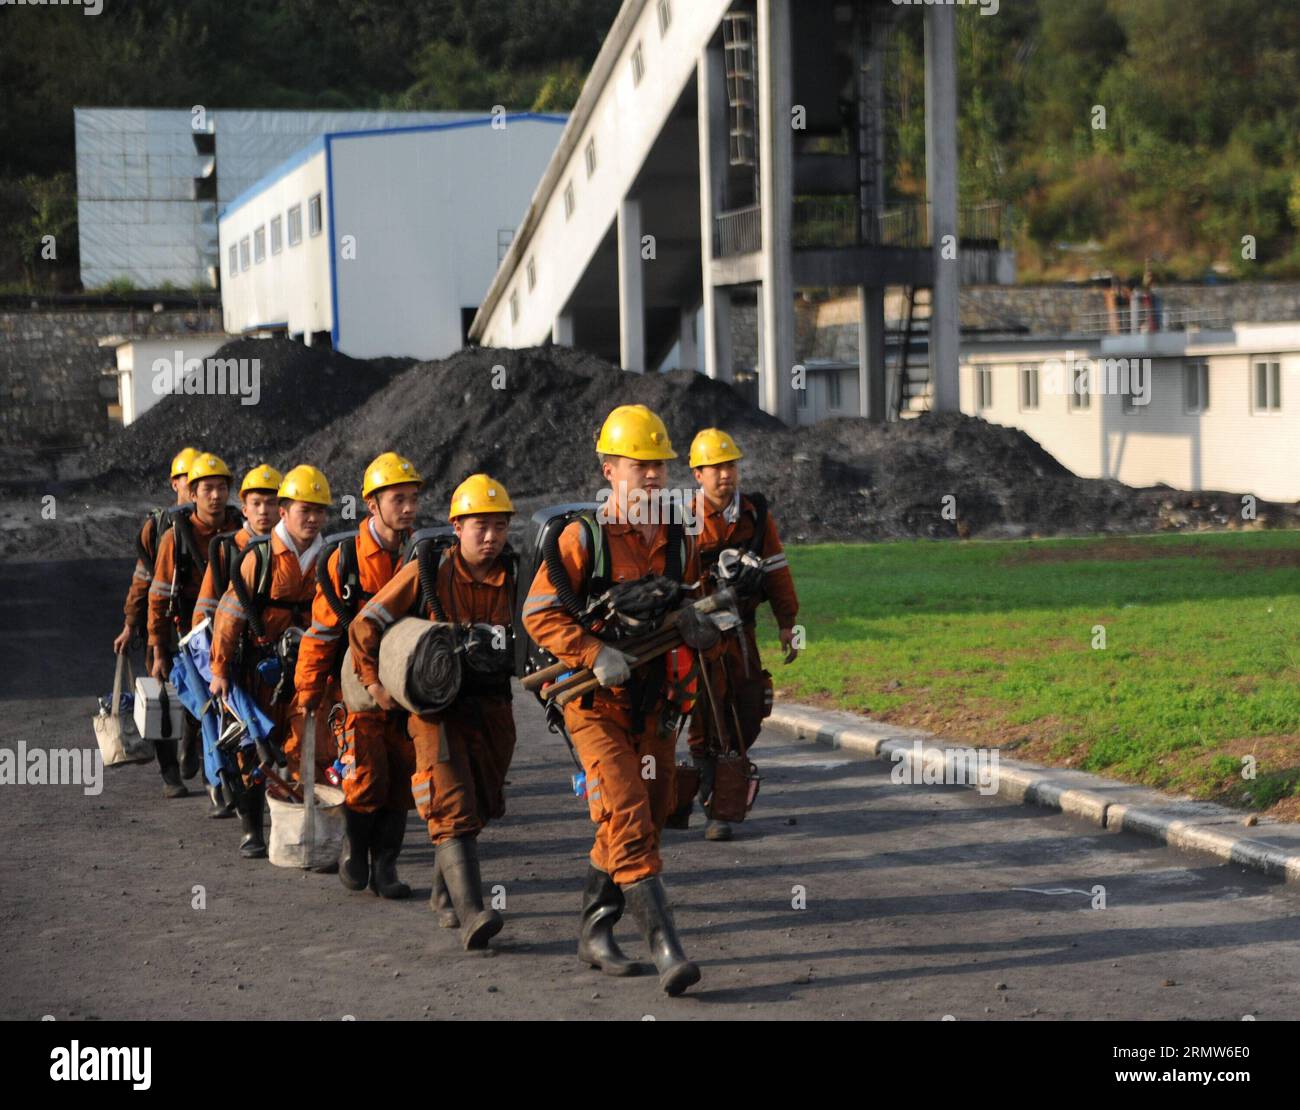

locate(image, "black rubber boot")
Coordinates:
179 714 201 780
577 866 649 977
156 740 188 798
623 876 700 996
237 783 267 859
369 809 412 899
206 783 236 819
705 819 733 841
429 855 459 928
695 754 732 841
435 836 502 951
339 808 376 891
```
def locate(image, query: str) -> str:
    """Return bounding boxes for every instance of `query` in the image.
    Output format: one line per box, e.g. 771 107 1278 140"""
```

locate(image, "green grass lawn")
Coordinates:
762 531 1300 814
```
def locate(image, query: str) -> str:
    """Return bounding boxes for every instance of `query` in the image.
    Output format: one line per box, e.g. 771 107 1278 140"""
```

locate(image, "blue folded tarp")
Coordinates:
170 626 274 786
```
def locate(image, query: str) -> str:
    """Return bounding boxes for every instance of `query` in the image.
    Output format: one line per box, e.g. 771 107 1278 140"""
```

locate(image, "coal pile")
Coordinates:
71 339 1299 548
87 338 411 489
290 345 785 502
732 413 1160 542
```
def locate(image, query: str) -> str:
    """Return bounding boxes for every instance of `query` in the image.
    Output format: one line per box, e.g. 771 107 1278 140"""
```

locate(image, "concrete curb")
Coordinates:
766 703 1300 884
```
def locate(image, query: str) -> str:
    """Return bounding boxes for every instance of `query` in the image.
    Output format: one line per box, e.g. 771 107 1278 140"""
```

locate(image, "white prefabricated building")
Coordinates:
217 114 566 360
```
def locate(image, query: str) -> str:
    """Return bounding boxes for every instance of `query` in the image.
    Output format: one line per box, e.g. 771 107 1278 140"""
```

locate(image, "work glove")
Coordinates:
592 644 633 687
676 604 721 651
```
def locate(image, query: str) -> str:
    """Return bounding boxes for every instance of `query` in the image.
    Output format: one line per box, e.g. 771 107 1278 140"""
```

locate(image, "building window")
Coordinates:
526 257 537 291
287 204 303 246
308 193 323 237
585 137 597 179
228 244 238 277
827 371 842 411
1183 359 1209 413
238 236 250 272
497 228 514 263
1069 365 1091 410
253 226 266 264
976 367 993 410
631 42 645 86
658 0 672 37
510 291 520 324
1253 357 1281 411
270 215 283 255
1019 363 1039 410
564 181 576 220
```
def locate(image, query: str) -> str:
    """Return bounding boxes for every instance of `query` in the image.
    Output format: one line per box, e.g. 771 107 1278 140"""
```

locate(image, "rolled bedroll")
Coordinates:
342 619 462 714
381 618 462 715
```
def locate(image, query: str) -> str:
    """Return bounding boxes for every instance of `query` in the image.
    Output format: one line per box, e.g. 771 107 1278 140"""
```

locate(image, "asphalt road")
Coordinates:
2 558 1299 1021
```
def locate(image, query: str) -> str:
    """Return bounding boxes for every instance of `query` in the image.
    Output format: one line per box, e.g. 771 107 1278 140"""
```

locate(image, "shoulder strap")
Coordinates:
207 531 240 596
743 492 769 556
664 520 685 582
579 512 609 604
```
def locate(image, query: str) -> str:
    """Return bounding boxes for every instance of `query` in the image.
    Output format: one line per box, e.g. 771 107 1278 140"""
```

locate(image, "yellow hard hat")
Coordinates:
362 452 424 499
278 464 332 507
170 446 201 479
239 464 283 496
448 474 515 519
188 452 233 485
594 404 677 461
688 428 743 469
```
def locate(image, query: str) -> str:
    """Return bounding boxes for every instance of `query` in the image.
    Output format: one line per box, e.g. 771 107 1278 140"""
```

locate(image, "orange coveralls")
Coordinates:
123 516 158 635
295 522 412 813
146 507 242 655
522 513 712 885
194 527 256 627
349 545 515 845
687 492 799 756
209 531 330 780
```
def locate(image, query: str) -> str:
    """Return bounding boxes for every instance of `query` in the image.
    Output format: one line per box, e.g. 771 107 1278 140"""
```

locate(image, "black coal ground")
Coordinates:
19 338 1299 557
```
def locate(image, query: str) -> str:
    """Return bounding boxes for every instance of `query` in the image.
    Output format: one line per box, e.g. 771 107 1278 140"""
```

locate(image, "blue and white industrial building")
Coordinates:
217 114 565 360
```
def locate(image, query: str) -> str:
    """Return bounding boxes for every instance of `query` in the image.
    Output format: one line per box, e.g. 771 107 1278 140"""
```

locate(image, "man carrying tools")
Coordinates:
209 465 331 859
678 428 799 841
296 452 422 900
348 474 517 949
112 445 200 663
522 405 722 997
194 464 282 627
187 464 281 819
145 451 243 799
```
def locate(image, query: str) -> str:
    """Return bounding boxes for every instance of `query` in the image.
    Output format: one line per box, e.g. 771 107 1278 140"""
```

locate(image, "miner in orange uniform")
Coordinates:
112 446 201 664
522 405 719 996
295 452 422 899
146 452 243 797
681 428 799 841
193 464 282 627
348 474 517 950
209 464 331 859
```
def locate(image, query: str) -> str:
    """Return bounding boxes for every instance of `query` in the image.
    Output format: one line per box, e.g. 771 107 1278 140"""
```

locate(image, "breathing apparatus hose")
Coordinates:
542 517 591 624
230 544 269 643
416 542 448 622
318 548 353 627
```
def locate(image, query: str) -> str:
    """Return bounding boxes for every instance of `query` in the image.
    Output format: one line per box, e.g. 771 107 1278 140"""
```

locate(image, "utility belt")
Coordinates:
238 619 307 706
